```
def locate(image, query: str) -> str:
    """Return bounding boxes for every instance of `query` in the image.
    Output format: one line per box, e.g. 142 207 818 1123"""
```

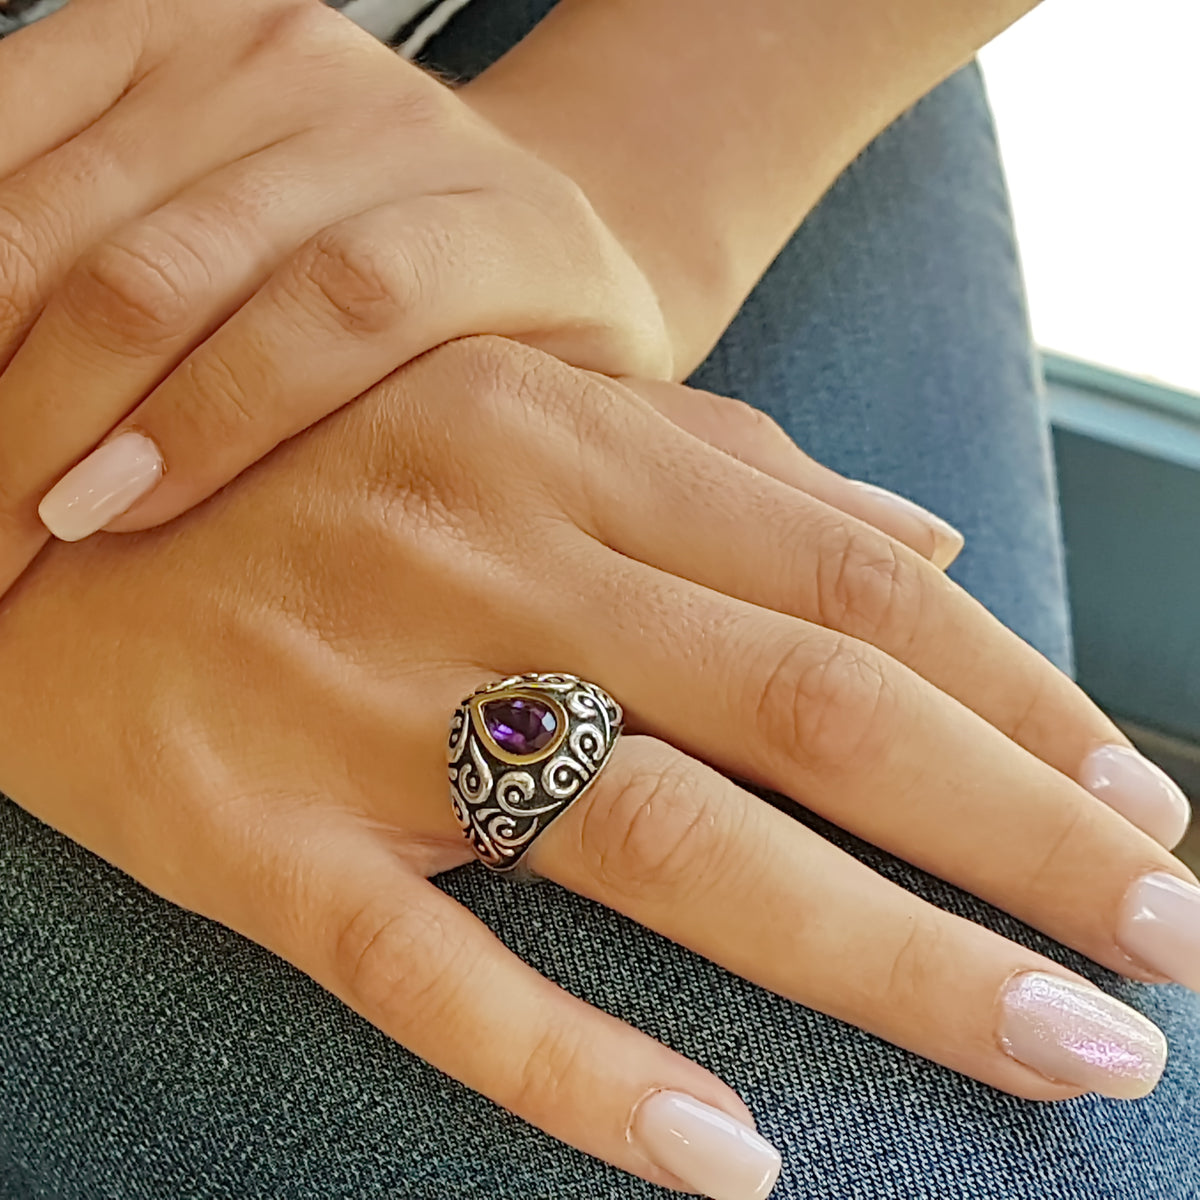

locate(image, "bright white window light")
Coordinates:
981 0 1200 395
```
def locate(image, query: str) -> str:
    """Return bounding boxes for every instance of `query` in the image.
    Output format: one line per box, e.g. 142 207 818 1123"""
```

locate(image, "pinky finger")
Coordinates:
621 377 965 570
293 834 783 1200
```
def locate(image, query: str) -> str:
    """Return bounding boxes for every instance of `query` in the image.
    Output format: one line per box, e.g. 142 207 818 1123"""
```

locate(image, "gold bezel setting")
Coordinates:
467 688 569 766
448 672 624 872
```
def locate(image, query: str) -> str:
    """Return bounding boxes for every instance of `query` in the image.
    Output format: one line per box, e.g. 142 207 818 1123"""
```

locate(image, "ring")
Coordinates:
448 672 623 873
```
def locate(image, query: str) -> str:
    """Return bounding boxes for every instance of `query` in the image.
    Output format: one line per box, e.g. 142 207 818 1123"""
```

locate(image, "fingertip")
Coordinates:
846 480 965 570
997 971 1167 1102
930 525 966 572
630 1090 783 1200
38 431 164 542
1078 744 1192 850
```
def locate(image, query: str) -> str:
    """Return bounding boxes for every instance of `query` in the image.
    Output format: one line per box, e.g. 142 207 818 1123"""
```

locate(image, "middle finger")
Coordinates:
548 539 1199 991
571 389 1189 849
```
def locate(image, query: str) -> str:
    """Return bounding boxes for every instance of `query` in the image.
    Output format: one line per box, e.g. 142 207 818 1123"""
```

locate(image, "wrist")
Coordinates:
460 76 754 378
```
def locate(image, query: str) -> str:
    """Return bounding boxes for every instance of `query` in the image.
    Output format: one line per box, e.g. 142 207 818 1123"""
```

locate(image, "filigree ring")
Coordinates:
448 672 623 873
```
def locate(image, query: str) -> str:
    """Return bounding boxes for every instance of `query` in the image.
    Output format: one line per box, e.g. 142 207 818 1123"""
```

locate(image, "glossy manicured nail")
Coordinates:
1078 745 1191 849
848 481 964 569
999 971 1166 1099
39 432 163 542
1119 872 1200 992
631 1091 781 1200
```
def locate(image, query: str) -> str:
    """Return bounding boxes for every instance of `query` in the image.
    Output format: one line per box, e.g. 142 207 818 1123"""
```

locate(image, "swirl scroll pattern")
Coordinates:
447 673 623 872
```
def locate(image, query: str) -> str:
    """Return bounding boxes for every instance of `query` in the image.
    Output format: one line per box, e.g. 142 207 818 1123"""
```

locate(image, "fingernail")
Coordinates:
630 1091 781 1200
999 971 1166 1099
1119 871 1200 992
39 432 164 542
1078 745 1191 849
848 481 964 569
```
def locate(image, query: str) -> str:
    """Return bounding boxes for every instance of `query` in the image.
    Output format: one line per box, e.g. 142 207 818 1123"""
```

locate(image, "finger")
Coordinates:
0 0 142 178
546 539 1199 986
0 145 399 581
283 828 782 1199
623 377 963 569
574 388 1190 849
528 735 1169 1103
36 190 669 539
0 35 314 368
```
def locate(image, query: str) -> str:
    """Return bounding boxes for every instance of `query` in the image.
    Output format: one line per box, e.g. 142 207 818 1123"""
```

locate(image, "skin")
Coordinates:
0 0 670 584
0 0 1041 582
0 336 1192 1189
469 0 1046 368
3 0 1173 1187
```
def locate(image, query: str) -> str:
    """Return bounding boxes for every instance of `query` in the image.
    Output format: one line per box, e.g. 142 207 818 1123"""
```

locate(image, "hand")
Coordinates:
0 0 670 585
1 338 1192 1197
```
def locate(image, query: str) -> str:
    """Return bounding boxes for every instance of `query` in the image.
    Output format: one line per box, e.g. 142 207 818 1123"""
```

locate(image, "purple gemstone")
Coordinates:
482 697 558 755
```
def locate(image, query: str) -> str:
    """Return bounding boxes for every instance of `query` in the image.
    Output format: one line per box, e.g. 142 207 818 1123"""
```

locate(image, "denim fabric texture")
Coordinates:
3 1 1200 1197
0 0 65 39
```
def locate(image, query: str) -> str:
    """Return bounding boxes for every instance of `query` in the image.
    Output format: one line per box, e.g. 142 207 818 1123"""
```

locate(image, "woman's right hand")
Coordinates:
0 337 1193 1200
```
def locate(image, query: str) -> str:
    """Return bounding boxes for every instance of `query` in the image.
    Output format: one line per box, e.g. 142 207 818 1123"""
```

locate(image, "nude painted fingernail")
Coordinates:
848 481 964 569
1079 745 1191 849
39 432 164 542
999 971 1166 1099
1119 872 1200 992
630 1091 781 1200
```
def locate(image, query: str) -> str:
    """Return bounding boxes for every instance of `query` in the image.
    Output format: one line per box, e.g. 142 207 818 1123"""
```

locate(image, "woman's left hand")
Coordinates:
0 0 671 579
0 337 1193 1195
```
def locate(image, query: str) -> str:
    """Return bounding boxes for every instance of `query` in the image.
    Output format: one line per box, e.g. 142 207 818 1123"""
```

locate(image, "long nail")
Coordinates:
1119 872 1200 992
39 432 164 542
1078 745 1191 849
847 481 964 569
999 971 1166 1099
630 1091 781 1200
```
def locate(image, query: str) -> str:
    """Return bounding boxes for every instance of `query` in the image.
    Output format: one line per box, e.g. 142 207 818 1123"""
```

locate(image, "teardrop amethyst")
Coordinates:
481 697 558 756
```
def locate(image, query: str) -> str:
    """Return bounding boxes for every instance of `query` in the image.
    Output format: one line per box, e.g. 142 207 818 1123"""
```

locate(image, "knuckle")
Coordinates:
1021 800 1093 899
755 635 895 772
507 1021 588 1120
69 237 197 352
332 900 453 1033
0 490 35 543
235 0 339 65
173 350 259 448
815 522 926 652
296 226 417 337
0 204 43 337
427 334 586 432
691 392 800 471
715 392 790 449
577 740 720 898
1003 659 1057 748
380 71 459 133
880 913 944 1010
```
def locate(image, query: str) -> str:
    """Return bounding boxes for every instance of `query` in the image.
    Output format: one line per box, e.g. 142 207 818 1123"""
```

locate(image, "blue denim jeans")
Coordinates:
3 3 1200 1198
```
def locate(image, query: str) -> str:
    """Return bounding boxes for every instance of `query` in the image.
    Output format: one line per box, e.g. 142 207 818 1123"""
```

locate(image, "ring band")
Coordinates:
448 672 623 873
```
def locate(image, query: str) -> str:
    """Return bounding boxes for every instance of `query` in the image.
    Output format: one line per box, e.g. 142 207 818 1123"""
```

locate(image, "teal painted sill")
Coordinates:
1046 351 1200 755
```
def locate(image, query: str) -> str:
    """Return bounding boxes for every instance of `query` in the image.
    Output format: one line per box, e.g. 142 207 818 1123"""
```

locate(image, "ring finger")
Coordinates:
531 542 1199 990
528 733 1168 1101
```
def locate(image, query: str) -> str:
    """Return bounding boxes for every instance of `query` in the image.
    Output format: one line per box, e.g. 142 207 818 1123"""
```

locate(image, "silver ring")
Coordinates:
448 672 623 873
